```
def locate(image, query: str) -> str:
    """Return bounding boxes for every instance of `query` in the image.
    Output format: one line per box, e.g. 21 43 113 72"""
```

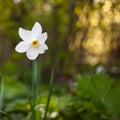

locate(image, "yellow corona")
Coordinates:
32 40 39 47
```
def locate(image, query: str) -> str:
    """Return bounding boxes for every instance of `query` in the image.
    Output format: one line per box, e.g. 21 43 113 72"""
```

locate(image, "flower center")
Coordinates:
32 40 39 47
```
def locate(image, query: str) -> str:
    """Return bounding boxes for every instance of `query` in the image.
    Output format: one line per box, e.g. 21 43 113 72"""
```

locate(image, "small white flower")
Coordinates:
15 22 48 60
96 65 105 74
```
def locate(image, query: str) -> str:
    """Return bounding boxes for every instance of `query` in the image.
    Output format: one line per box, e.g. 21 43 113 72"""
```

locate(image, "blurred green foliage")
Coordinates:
1 73 120 120
55 73 120 120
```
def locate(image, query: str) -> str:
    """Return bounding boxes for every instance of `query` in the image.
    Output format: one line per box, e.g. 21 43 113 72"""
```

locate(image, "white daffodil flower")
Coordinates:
15 22 48 60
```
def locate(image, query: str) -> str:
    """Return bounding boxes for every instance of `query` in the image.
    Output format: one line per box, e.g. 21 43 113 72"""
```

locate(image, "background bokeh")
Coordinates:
0 0 120 120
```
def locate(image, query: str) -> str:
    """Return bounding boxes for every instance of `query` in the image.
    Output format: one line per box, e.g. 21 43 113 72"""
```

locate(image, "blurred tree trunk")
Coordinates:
78 1 91 72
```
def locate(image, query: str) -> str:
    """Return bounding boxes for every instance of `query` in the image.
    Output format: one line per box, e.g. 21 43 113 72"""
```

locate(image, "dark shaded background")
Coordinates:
0 0 120 77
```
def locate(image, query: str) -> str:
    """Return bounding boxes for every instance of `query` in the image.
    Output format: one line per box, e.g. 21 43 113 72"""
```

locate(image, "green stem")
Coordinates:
38 56 42 95
44 69 54 120
31 59 38 119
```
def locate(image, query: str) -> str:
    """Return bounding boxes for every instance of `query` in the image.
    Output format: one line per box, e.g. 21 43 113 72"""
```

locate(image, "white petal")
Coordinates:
26 47 39 60
36 44 47 54
41 44 48 50
37 32 48 44
37 46 45 54
19 27 33 41
31 22 42 37
15 41 30 53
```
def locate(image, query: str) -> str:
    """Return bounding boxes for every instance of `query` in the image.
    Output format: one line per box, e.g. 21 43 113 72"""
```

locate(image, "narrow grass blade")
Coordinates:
44 69 54 120
0 73 4 111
